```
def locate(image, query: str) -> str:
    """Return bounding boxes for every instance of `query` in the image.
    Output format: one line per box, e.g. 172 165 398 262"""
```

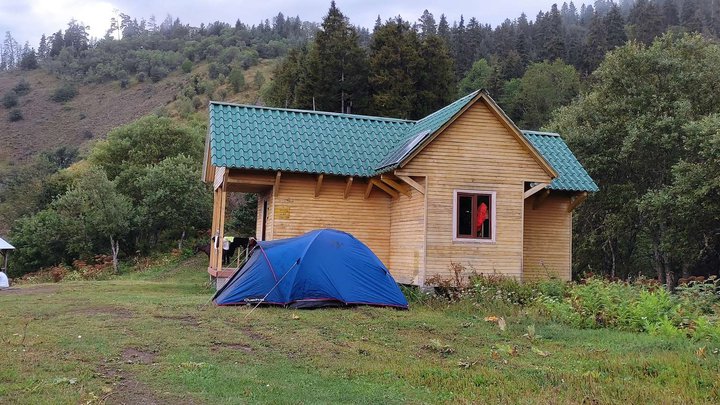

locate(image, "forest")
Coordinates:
1 0 719 288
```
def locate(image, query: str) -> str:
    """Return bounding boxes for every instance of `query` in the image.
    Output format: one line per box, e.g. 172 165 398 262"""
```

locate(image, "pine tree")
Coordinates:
38 34 48 59
584 11 608 72
680 0 704 33
302 1 369 113
544 4 566 61
628 0 665 44
368 17 421 118
451 15 473 79
415 35 455 118
605 4 627 49
49 30 64 57
515 13 533 67
418 10 437 38
438 14 451 44
2 32 17 70
663 0 680 27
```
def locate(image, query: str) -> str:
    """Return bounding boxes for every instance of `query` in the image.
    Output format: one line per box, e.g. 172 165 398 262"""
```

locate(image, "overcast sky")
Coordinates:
1 0 562 48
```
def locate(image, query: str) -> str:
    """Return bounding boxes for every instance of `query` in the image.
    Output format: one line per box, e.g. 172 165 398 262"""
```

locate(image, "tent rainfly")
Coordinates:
213 229 409 309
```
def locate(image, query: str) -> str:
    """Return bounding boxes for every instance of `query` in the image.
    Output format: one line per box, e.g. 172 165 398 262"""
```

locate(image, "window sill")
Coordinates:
452 238 496 244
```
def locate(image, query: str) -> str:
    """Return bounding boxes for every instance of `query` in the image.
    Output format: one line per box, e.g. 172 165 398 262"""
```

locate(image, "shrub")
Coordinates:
228 68 245 93
8 108 23 122
149 65 169 82
13 79 31 96
50 83 78 102
2 91 18 108
181 59 193 73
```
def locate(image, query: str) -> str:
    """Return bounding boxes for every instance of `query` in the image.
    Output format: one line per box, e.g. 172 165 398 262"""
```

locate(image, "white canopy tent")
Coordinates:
0 237 14 288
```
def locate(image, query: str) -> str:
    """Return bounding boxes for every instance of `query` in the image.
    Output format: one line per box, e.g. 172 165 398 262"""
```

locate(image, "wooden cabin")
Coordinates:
202 90 598 285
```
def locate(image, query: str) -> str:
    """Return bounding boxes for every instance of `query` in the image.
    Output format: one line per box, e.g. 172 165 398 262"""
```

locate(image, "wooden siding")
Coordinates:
261 173 392 266
401 99 553 280
255 190 275 241
389 181 426 284
523 193 572 281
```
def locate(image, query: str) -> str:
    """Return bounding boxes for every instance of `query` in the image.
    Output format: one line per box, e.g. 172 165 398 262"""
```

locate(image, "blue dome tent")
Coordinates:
213 229 408 309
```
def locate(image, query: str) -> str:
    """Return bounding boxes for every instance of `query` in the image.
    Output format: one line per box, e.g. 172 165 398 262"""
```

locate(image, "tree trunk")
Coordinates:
665 262 675 292
653 244 664 284
110 236 119 274
178 230 186 250
681 263 691 279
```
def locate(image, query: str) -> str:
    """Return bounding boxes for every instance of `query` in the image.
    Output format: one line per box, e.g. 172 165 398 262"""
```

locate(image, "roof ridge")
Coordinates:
209 101 416 124
521 130 561 137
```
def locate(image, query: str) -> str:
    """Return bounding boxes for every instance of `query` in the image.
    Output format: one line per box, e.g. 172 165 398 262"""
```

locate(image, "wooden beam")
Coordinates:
364 181 373 199
343 176 354 199
524 183 549 199
315 174 324 197
533 189 551 210
213 166 226 190
370 178 399 199
568 191 589 212
380 174 411 197
272 171 282 198
395 174 425 194
393 170 423 177
226 177 275 186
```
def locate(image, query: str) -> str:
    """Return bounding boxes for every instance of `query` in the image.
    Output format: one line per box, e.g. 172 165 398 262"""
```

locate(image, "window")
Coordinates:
453 190 496 242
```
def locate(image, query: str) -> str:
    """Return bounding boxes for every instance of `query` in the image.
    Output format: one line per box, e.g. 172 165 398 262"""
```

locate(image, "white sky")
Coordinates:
0 0 564 47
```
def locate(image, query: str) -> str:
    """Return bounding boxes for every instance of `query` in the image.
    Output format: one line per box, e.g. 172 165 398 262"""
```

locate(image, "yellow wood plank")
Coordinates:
523 182 548 199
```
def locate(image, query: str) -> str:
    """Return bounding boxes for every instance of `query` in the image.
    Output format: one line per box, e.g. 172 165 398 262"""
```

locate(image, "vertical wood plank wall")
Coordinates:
401 100 552 280
389 184 426 284
255 190 274 241
522 194 572 281
261 173 392 265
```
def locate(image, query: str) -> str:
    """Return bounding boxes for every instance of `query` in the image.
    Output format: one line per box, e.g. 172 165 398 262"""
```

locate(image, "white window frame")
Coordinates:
452 189 497 243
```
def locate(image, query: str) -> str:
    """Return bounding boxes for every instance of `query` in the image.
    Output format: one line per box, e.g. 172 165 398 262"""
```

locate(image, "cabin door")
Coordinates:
261 199 268 241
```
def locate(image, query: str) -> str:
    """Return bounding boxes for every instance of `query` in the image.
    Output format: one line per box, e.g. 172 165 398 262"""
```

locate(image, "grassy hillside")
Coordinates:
0 59 276 236
0 70 181 166
0 59 276 168
0 255 718 404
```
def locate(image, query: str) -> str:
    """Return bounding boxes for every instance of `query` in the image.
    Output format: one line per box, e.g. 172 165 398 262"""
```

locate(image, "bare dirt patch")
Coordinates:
0 285 59 295
153 314 201 327
121 348 157 365
95 349 197 405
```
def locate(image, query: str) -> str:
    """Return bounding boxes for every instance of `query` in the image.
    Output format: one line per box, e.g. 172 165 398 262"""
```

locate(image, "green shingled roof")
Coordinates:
209 104 413 177
522 131 599 192
207 93 598 193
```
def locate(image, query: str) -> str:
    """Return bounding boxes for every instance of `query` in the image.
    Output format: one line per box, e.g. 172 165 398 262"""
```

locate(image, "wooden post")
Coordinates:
216 185 228 271
209 187 222 273
343 177 354 199
315 174 324 197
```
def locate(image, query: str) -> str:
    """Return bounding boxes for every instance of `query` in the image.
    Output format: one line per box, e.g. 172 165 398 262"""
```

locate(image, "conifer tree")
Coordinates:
415 34 455 118
302 1 369 113
584 11 608 72
438 14 451 44
543 4 566 61
605 4 627 49
418 10 437 38
663 0 680 27
368 17 421 119
628 0 665 44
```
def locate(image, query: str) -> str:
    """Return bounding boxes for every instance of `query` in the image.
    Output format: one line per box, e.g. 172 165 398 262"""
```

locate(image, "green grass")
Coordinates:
1 256 719 404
